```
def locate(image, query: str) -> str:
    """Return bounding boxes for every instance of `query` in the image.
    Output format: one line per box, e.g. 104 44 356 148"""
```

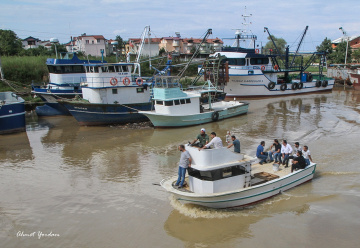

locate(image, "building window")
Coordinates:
97 39 100 43
92 40 94 44
86 40 89 44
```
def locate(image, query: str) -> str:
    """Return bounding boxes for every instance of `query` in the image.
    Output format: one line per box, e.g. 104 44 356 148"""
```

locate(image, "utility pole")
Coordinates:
339 27 349 64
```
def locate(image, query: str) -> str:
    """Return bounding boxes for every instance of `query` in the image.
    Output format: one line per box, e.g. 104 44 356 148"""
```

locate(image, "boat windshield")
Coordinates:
188 165 246 181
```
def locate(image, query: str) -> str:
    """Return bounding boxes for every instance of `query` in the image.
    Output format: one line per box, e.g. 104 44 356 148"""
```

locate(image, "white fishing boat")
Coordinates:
139 76 248 127
206 10 334 98
160 144 316 209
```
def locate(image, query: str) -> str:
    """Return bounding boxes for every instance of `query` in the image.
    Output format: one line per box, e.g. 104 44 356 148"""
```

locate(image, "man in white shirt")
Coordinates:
199 132 223 150
281 140 293 168
302 145 313 166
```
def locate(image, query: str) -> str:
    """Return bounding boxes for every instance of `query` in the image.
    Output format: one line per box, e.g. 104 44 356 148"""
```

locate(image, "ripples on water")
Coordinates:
1 89 360 247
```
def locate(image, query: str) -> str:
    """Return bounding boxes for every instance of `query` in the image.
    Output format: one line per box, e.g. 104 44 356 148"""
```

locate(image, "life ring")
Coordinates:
274 65 279 70
315 80 321 87
211 111 219 121
110 77 118 86
136 78 143 86
298 82 304 89
261 65 266 71
255 49 260 54
280 83 287 91
123 77 131 86
322 80 328 87
268 82 276 89
291 83 298 90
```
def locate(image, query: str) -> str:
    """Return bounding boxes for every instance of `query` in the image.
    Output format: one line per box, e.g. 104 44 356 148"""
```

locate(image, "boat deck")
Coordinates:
171 161 292 192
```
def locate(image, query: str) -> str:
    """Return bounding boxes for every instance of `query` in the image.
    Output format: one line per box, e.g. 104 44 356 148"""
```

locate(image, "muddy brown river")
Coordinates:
1 89 360 248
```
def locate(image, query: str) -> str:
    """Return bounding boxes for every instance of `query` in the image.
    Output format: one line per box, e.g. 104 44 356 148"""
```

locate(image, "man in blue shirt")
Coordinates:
227 135 240 153
256 141 269 165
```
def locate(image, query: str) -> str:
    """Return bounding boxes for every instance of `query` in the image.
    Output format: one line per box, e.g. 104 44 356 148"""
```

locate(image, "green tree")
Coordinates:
264 35 287 55
0 29 23 56
316 37 333 55
352 49 360 63
331 41 352 64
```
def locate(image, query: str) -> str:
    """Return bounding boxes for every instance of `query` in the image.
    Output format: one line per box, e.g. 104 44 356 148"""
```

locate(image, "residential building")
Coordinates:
69 34 107 57
22 36 51 49
332 35 360 50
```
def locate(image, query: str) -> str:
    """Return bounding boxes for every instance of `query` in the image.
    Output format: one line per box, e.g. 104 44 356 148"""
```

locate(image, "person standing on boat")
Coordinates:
191 128 209 148
227 135 240 153
281 140 293 168
175 145 192 188
256 141 269 165
291 150 307 173
302 145 313 166
199 132 223 150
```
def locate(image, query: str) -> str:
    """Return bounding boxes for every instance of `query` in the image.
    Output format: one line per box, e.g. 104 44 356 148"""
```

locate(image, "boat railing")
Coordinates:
153 76 181 89
81 74 147 88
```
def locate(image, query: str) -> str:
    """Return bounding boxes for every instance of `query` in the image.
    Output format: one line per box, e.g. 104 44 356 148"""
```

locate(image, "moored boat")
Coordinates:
160 144 316 209
59 62 152 126
0 92 26 134
32 53 104 116
139 76 248 127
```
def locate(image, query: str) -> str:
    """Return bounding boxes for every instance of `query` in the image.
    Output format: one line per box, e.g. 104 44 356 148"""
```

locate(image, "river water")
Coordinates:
1 89 360 248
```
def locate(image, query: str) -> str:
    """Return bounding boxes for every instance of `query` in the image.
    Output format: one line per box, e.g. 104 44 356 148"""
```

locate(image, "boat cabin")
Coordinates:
185 145 252 194
152 76 201 115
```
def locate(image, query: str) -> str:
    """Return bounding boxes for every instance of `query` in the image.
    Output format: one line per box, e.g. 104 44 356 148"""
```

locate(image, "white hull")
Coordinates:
225 73 334 98
140 101 248 127
161 163 316 209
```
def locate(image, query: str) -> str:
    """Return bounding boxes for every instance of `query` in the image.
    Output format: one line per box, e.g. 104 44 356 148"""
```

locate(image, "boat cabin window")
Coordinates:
250 57 269 65
180 99 185 104
64 66 72 73
188 165 246 181
122 66 128 72
156 100 163 105
94 67 99 73
185 98 191 104
174 99 180 105
108 66 115 72
73 66 84 73
225 58 246 66
137 88 144 93
101 67 109 73
112 89 118 94
165 100 173 106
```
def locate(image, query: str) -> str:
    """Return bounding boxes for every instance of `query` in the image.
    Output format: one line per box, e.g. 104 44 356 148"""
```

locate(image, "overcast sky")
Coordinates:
1 0 359 52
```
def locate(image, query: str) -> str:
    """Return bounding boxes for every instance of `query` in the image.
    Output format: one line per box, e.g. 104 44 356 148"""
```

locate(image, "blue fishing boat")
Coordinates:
32 53 104 116
0 92 26 134
59 62 152 126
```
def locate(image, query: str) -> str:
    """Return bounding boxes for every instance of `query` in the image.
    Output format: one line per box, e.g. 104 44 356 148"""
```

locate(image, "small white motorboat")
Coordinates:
139 76 249 127
160 144 316 209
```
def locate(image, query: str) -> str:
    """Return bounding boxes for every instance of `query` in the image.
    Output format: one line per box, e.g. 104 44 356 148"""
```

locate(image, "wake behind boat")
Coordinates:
160 144 316 209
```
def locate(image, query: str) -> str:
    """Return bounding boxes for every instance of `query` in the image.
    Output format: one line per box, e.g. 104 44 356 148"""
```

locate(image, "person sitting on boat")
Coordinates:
190 128 209 148
269 139 281 164
281 140 293 168
302 145 313 166
199 132 223 150
227 135 240 153
288 142 302 161
256 141 269 165
175 144 192 188
291 150 307 173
